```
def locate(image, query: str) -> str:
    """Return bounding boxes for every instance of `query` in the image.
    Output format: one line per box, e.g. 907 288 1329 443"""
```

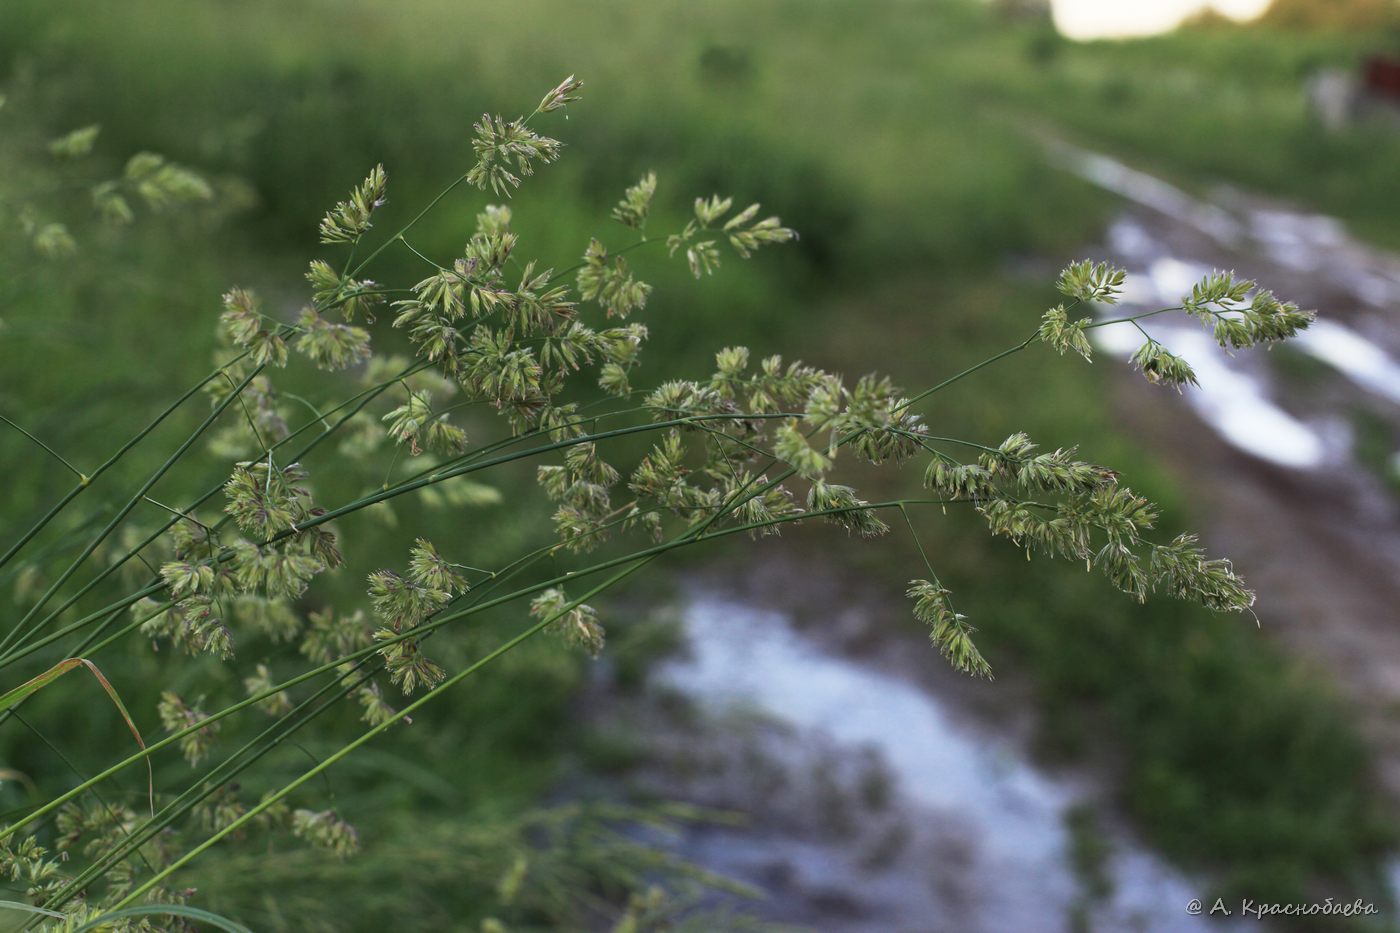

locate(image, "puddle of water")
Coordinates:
663 595 1226 932
1296 319 1400 408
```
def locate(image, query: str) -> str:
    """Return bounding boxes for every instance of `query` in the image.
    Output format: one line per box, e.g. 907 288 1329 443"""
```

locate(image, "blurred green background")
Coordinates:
3 0 1400 929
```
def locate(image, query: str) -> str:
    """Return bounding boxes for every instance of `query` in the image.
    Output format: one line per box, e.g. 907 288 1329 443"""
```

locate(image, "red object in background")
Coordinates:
1364 56 1400 102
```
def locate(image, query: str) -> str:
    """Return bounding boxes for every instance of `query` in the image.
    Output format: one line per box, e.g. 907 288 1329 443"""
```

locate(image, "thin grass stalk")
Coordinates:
41 660 382 913
0 350 253 573
0 365 268 656
0 363 424 668
106 557 657 909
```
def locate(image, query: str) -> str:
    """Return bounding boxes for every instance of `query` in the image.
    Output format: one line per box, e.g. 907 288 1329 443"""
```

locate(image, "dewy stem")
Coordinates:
1085 306 1184 329
898 330 1040 411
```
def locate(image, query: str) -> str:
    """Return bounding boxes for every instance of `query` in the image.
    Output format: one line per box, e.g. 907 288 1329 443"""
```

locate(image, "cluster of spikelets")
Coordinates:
134 459 341 662
317 163 386 244
1039 259 1315 391
0 782 355 918
921 430 1254 648
530 588 605 658
367 539 470 694
367 226 1303 682
18 122 212 258
0 835 68 907
667 194 798 278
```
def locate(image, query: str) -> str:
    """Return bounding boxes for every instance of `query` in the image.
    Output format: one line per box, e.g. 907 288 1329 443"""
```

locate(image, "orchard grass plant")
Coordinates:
0 76 1319 928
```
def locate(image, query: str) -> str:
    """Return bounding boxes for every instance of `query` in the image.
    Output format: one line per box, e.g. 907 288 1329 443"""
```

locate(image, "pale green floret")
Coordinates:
807 481 889 537
467 113 564 196
292 809 359 859
318 163 387 244
244 663 293 717
48 124 101 159
1057 258 1126 304
578 238 652 318
158 560 214 598
1038 303 1093 361
407 537 469 595
157 692 219 767
1131 340 1199 391
611 172 656 229
774 419 832 480
31 220 76 259
294 307 371 371
907 579 990 679
537 74 584 114
1181 270 1314 349
531 587 605 658
306 259 381 321
220 287 288 367
124 151 212 210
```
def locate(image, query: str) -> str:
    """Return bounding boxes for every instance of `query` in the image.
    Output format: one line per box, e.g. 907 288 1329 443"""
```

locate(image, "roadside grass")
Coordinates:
0 0 1394 921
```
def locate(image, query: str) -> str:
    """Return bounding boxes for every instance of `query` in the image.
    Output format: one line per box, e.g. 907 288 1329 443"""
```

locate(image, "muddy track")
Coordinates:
579 553 1242 933
1057 142 1400 794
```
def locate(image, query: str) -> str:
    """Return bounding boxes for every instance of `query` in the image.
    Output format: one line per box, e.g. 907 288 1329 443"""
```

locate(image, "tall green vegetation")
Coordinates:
0 67 1335 928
